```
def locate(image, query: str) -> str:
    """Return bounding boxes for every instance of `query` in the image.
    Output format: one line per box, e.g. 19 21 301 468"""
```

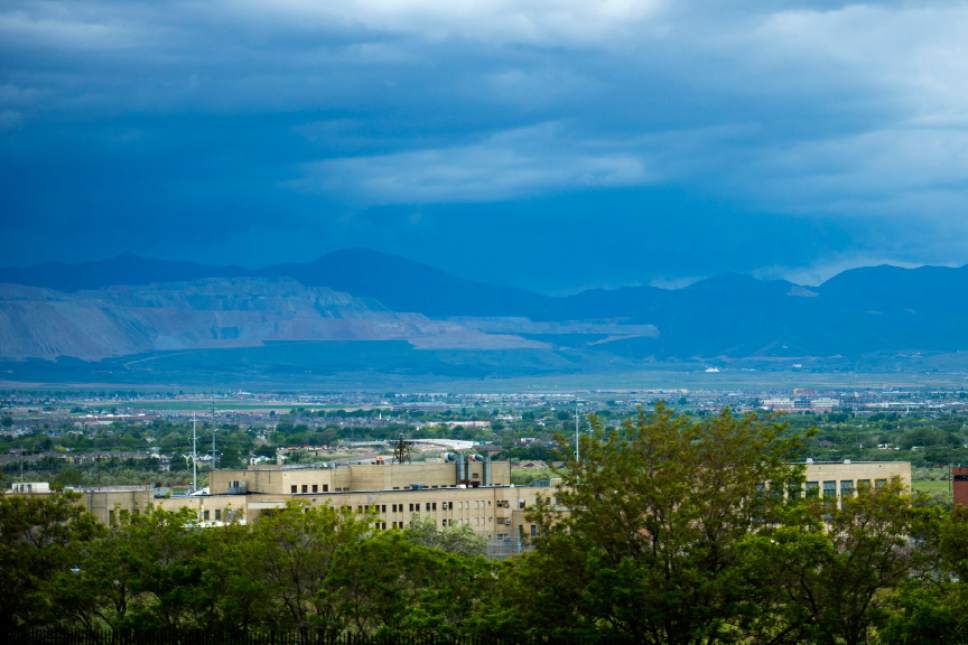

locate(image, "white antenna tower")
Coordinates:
192 412 198 493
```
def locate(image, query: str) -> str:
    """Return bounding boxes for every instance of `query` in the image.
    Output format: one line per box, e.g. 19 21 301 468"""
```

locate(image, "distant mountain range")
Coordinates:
2 249 968 381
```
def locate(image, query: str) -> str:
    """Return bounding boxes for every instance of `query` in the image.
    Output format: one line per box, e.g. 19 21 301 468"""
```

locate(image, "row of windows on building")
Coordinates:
376 517 468 530
288 483 491 494
107 507 241 525
808 478 889 498
758 478 891 499
199 508 242 522
348 499 527 514
369 518 538 537
292 483 330 493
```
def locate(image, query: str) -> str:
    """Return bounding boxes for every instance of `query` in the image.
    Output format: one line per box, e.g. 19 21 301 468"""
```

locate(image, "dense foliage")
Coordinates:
3 406 967 643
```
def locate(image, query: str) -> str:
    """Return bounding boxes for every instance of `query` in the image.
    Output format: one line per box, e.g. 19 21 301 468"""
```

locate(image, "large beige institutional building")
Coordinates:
7 459 912 547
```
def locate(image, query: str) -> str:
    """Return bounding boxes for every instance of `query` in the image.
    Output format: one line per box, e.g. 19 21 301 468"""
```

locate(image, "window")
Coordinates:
857 479 872 493
840 480 854 498
291 485 297 494
323 484 329 492
822 481 837 498
215 509 222 521
429 502 437 511
530 525 538 537
357 506 364 514
409 503 414 512
203 510 210 521
312 484 318 493
301 484 308 493
787 481 802 499
875 478 887 490
381 505 386 513
518 500 526 509
806 481 819 497
108 510 115 525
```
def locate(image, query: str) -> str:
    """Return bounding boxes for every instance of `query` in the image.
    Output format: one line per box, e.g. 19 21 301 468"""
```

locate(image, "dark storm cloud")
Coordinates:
2 0 968 287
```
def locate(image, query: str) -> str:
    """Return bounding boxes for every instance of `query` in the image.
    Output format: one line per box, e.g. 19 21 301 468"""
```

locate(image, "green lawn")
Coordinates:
912 477 950 500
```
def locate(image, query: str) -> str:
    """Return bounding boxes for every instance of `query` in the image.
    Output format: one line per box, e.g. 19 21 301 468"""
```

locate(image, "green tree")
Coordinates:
0 492 102 631
515 404 806 643
246 501 369 634
745 481 935 644
882 505 968 644
404 516 487 557
331 530 495 637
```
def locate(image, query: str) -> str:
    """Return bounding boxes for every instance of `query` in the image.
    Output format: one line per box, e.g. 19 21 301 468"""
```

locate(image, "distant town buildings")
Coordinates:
761 396 840 413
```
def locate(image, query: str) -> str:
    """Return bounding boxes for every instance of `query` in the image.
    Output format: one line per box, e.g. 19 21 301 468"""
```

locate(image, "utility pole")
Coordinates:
575 401 580 462
950 463 954 508
210 395 217 470
192 412 198 494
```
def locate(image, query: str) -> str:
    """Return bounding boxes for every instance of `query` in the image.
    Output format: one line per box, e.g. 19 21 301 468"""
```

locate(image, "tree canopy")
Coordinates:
2 406 967 644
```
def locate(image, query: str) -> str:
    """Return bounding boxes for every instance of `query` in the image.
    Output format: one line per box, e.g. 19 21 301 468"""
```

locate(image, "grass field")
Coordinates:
912 477 951 499
912 466 951 500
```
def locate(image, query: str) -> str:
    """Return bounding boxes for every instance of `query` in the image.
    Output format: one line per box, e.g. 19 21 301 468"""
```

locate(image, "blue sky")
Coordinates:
2 0 968 292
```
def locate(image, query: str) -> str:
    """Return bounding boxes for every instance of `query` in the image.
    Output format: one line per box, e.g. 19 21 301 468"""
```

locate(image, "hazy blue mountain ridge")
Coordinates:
2 250 968 364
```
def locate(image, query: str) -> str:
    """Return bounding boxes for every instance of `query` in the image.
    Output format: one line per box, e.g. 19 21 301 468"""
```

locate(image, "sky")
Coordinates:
2 0 968 292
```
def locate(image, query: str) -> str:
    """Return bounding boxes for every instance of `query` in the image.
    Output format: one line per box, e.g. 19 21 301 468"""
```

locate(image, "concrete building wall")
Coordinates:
156 494 250 526
210 468 308 495
802 461 911 500
236 483 552 540
210 460 511 496
70 486 153 525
